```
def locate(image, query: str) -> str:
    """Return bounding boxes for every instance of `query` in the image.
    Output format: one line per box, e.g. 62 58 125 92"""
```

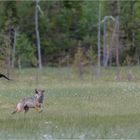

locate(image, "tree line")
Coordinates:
0 0 140 70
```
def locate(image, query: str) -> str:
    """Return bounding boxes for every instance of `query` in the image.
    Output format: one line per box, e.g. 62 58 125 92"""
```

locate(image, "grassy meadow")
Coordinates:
0 66 140 139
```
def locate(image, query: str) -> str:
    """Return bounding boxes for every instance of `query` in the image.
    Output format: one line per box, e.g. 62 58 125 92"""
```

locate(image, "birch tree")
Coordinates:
102 16 115 66
97 1 101 77
35 0 42 69
115 0 120 81
11 28 17 68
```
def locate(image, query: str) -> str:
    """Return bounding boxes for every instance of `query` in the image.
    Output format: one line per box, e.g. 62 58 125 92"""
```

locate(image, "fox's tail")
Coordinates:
12 102 24 114
11 110 17 114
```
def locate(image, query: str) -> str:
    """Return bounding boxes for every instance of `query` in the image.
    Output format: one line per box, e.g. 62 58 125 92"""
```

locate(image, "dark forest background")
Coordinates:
0 0 139 71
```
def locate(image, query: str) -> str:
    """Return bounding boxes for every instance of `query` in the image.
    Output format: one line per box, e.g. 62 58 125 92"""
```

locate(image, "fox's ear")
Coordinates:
35 89 38 94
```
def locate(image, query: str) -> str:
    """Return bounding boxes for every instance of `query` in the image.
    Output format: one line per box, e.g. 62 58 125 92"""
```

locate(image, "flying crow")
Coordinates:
0 73 10 80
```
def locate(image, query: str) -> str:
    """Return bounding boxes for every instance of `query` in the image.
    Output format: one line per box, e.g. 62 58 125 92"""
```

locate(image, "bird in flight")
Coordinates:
0 73 10 80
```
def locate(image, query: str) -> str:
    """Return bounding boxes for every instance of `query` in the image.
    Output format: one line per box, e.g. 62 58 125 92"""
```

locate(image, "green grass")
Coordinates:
0 66 140 139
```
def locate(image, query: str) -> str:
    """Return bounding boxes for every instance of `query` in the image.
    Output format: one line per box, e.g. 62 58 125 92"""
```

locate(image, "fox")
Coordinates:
12 89 45 114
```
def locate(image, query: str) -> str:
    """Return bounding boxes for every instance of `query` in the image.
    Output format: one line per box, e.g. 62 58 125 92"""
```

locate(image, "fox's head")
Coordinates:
35 89 45 103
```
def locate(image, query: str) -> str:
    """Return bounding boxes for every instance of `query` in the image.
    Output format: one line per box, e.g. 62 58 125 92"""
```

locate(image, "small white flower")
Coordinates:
44 121 52 124
43 134 52 139
79 134 85 140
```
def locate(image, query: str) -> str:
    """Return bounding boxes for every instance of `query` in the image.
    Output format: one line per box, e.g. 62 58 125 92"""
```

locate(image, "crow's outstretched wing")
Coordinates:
0 73 10 80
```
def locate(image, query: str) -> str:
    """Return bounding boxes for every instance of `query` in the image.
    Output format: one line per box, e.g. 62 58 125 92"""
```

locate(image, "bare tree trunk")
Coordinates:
97 1 101 77
132 32 135 48
6 36 11 78
115 17 120 81
102 16 115 66
6 52 11 79
35 0 42 69
116 16 119 67
18 57 21 72
136 47 140 65
109 47 112 67
11 29 17 68
115 0 120 81
109 19 117 67
103 18 109 67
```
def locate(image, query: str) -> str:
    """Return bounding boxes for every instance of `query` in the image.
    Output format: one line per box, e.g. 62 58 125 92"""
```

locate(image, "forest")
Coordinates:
0 0 140 71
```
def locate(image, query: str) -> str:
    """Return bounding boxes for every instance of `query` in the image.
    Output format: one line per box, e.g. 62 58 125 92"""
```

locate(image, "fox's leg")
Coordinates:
37 107 43 113
35 105 42 112
39 108 43 113
35 106 39 112
24 105 29 113
39 105 43 113
35 104 43 113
